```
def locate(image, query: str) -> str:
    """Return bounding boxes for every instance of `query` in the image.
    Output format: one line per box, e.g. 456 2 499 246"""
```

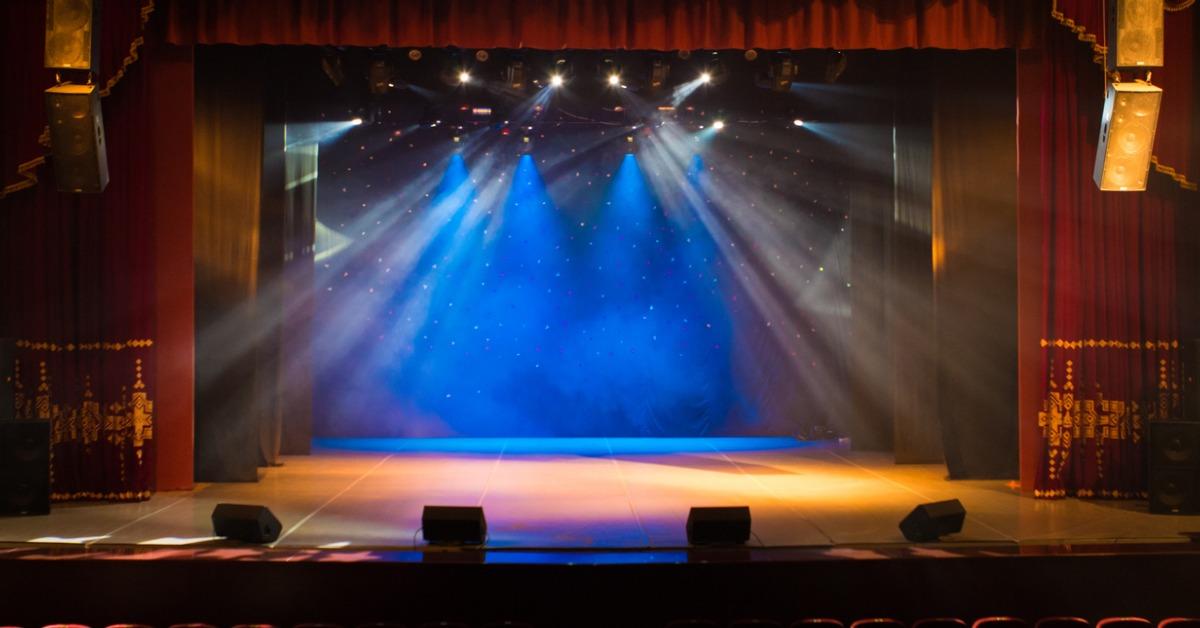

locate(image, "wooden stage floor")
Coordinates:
4 438 1197 550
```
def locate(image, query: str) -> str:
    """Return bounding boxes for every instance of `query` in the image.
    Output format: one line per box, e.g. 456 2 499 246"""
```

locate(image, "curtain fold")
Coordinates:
162 0 1039 50
1034 25 1182 498
0 1 157 501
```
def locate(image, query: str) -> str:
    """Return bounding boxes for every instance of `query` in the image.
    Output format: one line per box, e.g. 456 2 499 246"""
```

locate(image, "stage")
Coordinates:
4 438 1196 551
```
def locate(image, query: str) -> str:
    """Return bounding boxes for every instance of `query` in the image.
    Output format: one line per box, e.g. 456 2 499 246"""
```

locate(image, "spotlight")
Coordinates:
744 49 759 61
768 57 798 92
458 70 472 85
712 120 725 131
792 118 804 127
550 74 564 87
505 60 527 89
699 71 712 84
367 58 393 95
475 49 489 62
408 49 422 61
649 58 670 89
608 73 621 87
351 117 364 125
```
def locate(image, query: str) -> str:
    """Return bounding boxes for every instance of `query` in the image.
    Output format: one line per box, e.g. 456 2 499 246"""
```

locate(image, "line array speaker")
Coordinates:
0 421 51 516
1106 0 1164 71
45 0 100 72
1094 81 1161 191
1149 421 1200 515
0 339 13 422
45 84 109 193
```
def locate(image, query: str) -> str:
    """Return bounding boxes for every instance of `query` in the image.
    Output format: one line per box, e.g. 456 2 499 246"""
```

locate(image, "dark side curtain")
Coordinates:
162 0 1038 50
0 1 157 500
1034 24 1184 499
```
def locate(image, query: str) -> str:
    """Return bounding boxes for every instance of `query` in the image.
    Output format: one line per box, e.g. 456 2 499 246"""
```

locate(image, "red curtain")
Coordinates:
0 2 157 500
1034 22 1184 498
162 0 1038 50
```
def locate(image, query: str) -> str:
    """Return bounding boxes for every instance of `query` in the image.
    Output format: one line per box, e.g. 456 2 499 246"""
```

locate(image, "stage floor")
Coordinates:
4 438 1198 550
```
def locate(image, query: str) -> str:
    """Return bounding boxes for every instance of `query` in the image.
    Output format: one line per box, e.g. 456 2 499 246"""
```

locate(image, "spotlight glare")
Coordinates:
699 72 712 84
458 71 471 84
608 73 621 86
351 117 363 125
550 74 564 87
792 118 804 127
712 120 725 131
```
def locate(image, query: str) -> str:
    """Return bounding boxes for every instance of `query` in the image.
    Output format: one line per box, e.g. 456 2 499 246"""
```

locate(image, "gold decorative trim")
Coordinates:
1040 338 1178 350
15 339 154 352
52 491 152 502
1049 0 1197 192
0 0 156 199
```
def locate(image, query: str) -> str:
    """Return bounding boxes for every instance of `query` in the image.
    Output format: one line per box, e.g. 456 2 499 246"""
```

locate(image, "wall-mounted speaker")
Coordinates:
0 421 51 516
211 503 283 543
1094 81 1161 191
45 84 109 193
45 0 101 72
0 339 14 422
1149 421 1200 514
899 499 965 542
1106 0 1164 71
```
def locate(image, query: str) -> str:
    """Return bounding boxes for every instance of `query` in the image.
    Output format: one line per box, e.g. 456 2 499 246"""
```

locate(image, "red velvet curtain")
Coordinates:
163 0 1038 50
0 2 157 500
1034 22 1184 498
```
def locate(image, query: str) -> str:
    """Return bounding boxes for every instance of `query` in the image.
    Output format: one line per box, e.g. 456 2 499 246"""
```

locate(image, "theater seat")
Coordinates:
851 620 905 628
1160 620 1200 628
792 619 845 628
914 619 967 628
1096 619 1152 628
973 618 1028 628
1034 617 1090 628
665 621 720 628
731 621 784 628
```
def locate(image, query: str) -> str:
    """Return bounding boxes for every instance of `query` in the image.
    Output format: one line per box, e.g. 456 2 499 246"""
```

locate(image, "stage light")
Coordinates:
475 49 489 62
744 49 759 61
550 74 564 87
458 71 472 85
712 120 725 131
768 57 798 92
505 60 527 89
699 72 712 84
649 58 670 89
792 118 804 127
351 117 363 125
367 58 392 95
608 73 621 86
408 49 422 61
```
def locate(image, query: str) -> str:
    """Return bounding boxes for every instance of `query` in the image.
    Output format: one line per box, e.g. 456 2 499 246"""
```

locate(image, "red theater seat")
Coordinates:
792 619 845 628
168 624 219 628
1160 620 1200 628
666 621 720 628
1096 619 1152 628
294 624 344 628
417 623 469 628
914 619 967 628
851 620 905 628
973 618 1028 628
482 622 535 628
731 621 784 628
356 624 406 628
1035 618 1090 628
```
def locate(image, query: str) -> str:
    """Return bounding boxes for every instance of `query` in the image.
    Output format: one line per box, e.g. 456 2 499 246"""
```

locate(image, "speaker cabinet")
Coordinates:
899 499 966 542
1186 340 1200 421
422 505 487 545
0 339 13 422
45 0 100 72
1094 81 1161 191
1149 421 1200 514
211 503 283 543
0 421 51 516
1106 0 1164 71
686 506 752 545
45 84 109 193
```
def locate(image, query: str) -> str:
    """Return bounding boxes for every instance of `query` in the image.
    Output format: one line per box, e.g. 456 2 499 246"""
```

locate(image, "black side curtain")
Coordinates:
194 46 314 481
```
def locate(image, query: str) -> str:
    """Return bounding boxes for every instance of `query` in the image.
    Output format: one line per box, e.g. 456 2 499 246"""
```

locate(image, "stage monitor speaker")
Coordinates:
422 505 487 545
686 506 751 545
1094 81 1161 191
45 84 109 193
899 499 965 542
0 339 14 422
211 503 282 543
1106 0 1164 71
1149 421 1200 514
0 421 51 516
45 0 101 72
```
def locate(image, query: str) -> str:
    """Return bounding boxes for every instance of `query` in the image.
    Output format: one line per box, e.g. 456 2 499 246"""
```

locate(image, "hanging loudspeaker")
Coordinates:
45 84 109 193
45 0 100 72
1094 81 1161 192
1106 0 1164 71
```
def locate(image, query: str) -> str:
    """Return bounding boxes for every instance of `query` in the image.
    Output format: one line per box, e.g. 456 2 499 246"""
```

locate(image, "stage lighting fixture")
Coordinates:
744 49 759 61
1094 80 1162 191
793 118 804 127
319 52 345 87
475 49 490 62
824 50 847 83
608 73 621 87
899 499 965 542
408 49 423 61
699 71 712 84
351 117 364 125
649 58 670 89
550 74 564 87
687 506 751 545
422 505 487 545
458 70 472 85
712 120 725 131
367 58 393 95
768 57 799 92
